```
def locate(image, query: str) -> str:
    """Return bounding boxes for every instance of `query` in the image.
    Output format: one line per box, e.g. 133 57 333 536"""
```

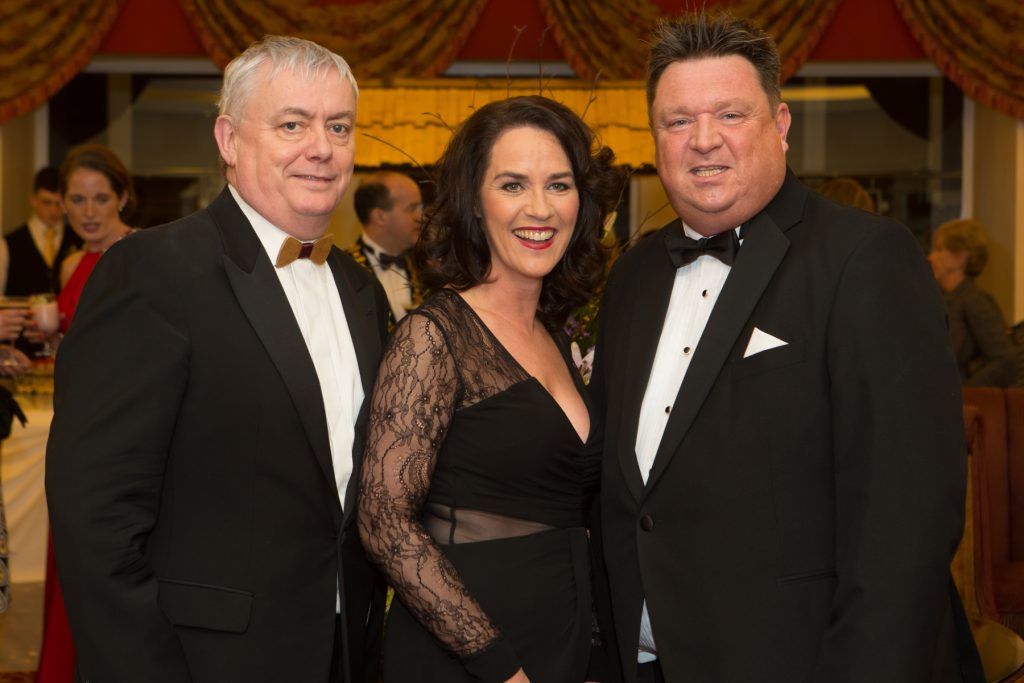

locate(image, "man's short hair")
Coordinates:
353 173 399 225
33 167 60 194
218 35 358 119
646 12 782 113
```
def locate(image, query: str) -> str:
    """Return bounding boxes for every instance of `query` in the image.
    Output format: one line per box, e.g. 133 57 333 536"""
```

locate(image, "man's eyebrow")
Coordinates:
326 110 355 122
277 107 313 118
273 108 354 122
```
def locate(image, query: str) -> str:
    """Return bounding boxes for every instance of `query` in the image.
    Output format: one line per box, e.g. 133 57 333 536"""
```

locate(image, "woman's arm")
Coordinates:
358 312 523 681
962 288 1017 386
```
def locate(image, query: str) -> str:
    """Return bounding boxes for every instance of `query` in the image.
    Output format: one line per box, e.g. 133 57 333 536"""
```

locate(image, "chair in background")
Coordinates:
956 398 1024 681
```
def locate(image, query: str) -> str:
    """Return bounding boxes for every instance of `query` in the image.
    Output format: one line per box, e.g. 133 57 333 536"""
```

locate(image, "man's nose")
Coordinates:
689 116 722 153
306 126 333 160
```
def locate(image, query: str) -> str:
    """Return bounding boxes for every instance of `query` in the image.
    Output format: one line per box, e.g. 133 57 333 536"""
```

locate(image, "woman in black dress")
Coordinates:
358 96 622 682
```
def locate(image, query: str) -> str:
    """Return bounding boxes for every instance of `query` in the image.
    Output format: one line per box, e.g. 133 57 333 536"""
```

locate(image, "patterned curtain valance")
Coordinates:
536 0 842 83
175 0 489 79
0 0 124 125
894 0 1024 119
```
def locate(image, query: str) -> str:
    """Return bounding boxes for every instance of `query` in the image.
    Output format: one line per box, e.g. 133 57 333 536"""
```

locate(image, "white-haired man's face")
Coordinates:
215 62 356 239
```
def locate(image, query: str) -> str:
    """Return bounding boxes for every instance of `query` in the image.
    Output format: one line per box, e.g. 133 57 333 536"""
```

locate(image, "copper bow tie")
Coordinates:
276 235 333 267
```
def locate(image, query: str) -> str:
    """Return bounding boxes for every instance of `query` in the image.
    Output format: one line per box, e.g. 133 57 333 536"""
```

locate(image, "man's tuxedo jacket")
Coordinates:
46 188 389 683
592 172 979 682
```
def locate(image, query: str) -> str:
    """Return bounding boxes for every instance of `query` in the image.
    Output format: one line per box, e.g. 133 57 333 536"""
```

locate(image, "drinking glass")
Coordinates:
29 293 60 358
0 297 29 372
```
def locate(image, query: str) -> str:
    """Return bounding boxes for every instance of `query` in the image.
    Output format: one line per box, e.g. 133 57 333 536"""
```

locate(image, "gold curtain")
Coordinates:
536 0 842 82
894 0 1024 119
175 0 489 79
0 0 125 125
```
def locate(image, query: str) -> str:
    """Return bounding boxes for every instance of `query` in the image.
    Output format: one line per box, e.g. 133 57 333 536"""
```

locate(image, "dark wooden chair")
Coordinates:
955 404 1024 682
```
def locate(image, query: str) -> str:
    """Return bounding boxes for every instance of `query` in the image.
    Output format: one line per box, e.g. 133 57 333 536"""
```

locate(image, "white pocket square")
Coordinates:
743 327 788 358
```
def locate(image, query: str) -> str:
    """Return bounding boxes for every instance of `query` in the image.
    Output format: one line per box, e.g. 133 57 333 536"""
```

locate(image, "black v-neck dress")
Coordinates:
359 289 602 682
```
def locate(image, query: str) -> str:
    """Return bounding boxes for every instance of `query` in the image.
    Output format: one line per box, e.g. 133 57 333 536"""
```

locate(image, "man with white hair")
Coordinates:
47 36 389 683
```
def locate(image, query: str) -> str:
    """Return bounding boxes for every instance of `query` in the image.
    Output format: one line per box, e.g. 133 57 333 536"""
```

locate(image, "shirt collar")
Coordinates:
28 214 62 239
359 232 393 260
230 184 305 267
682 222 742 241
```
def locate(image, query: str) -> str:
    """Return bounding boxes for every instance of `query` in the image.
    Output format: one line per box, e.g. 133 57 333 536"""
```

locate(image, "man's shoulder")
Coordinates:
103 207 223 279
614 222 673 274
4 224 30 246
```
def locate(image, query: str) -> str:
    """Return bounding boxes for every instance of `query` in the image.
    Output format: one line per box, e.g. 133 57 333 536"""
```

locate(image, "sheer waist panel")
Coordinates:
424 504 563 545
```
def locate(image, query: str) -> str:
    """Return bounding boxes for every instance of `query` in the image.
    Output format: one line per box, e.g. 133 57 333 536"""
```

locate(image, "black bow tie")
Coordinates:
664 227 742 269
376 251 407 270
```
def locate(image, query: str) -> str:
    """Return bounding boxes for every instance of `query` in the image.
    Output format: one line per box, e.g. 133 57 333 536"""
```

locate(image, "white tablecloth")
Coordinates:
1 398 53 583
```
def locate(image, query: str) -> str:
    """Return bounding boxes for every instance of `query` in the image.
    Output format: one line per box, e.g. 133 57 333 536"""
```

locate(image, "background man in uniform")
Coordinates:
349 171 422 321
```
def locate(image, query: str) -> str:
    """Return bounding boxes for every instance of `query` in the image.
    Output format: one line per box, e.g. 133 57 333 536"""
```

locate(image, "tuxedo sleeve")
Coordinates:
813 221 966 682
46 235 192 682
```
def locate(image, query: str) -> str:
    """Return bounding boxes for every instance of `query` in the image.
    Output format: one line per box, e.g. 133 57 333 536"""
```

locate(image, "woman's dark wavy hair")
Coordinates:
413 95 623 331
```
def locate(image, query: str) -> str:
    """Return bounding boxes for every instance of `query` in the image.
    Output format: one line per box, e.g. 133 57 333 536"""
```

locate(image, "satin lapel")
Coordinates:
326 248 382 521
327 249 380 399
616 225 680 503
643 211 790 495
210 190 339 506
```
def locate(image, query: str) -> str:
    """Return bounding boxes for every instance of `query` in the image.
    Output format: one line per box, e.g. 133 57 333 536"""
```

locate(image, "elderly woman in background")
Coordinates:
359 95 622 682
929 218 1018 387
37 143 138 683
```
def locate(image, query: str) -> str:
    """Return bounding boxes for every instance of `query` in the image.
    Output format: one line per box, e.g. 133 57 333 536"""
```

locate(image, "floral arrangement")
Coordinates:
565 294 601 385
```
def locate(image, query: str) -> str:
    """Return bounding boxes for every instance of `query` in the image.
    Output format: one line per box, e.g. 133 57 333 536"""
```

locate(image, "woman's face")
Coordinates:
63 168 126 250
478 126 580 289
928 239 968 282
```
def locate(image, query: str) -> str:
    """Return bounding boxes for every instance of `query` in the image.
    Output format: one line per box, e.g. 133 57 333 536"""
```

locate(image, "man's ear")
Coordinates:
775 102 792 153
214 115 239 167
369 206 387 226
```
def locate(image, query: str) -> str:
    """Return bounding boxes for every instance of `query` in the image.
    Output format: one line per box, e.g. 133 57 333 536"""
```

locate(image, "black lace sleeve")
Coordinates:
358 311 519 676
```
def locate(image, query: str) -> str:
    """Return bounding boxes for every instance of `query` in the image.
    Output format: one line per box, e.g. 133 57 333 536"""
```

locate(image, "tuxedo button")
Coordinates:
702 289 708 297
683 346 691 354
640 515 655 532
664 405 671 414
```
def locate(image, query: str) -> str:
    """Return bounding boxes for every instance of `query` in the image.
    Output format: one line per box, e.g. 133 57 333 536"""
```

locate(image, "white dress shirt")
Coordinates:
230 185 364 507
360 232 412 322
633 223 741 663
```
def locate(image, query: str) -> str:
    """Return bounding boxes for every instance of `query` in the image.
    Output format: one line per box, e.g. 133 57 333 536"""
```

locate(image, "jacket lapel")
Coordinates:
616 224 680 503
209 189 340 509
327 249 383 520
643 172 805 495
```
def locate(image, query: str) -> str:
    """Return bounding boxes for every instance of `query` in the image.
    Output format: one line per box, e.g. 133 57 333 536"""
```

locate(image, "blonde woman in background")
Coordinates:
929 218 1018 387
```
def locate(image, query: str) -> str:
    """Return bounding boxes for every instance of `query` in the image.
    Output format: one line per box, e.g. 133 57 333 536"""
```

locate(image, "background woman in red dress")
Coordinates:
38 144 136 683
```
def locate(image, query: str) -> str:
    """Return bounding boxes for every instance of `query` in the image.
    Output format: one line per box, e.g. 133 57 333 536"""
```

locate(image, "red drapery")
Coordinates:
894 0 1024 119
536 0 843 83
175 0 489 79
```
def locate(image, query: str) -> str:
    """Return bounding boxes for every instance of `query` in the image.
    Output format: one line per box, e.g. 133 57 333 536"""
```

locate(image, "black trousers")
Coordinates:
330 614 345 683
636 659 665 683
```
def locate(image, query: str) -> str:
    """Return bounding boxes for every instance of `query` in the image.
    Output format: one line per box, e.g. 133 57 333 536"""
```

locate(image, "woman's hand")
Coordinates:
505 669 530 683
0 307 28 341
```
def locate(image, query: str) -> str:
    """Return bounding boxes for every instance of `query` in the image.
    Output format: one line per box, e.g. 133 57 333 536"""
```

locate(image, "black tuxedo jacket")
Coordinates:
47 188 389 683
592 172 981 682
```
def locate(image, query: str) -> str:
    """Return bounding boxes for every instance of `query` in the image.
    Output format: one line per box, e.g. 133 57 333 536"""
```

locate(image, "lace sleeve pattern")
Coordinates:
357 310 504 658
